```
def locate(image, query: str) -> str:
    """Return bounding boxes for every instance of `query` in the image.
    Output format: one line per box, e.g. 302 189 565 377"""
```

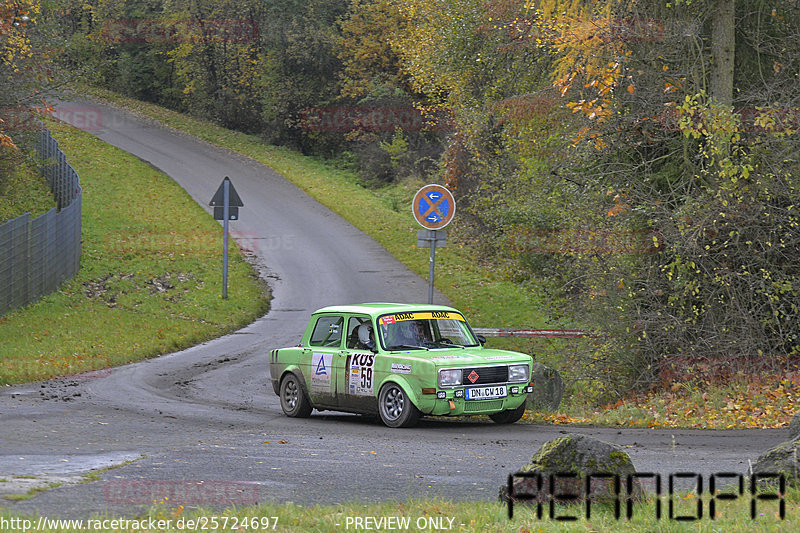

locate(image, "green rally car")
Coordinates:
270 303 534 428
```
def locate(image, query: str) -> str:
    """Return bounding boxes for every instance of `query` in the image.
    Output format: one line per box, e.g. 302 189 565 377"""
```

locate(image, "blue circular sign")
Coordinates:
412 184 456 229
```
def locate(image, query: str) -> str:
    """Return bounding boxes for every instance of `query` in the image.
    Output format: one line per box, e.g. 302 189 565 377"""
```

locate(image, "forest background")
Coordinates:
2 0 799 419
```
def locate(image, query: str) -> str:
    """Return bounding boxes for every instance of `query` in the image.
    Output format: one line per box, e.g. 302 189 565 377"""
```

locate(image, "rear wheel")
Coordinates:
378 382 420 428
489 402 526 424
280 373 312 418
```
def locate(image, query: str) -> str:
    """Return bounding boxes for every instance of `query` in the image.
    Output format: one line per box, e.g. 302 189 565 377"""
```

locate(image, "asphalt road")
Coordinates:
0 97 788 520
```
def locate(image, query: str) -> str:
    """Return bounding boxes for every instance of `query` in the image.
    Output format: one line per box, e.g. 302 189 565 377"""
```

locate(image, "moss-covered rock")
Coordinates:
500 433 641 503
789 412 800 441
526 362 565 412
753 438 800 487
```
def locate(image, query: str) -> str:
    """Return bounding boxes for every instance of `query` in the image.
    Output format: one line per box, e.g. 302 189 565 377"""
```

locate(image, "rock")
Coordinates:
789 412 800 441
753 438 800 487
526 362 565 411
500 433 641 503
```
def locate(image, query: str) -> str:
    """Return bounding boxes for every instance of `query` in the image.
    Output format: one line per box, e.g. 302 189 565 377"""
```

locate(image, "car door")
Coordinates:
303 313 344 408
336 315 379 413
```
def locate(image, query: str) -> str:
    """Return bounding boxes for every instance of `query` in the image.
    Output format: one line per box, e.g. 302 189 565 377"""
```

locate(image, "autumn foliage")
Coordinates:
41 0 800 408
1 0 41 149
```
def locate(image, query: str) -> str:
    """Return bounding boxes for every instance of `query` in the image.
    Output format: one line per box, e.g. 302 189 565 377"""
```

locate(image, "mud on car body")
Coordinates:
269 303 534 428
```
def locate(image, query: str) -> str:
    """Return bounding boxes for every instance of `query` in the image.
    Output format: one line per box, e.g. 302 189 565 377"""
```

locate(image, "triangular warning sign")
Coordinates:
209 177 244 207
315 356 327 376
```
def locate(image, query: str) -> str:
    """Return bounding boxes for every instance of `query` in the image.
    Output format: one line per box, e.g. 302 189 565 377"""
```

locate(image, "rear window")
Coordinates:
309 315 344 347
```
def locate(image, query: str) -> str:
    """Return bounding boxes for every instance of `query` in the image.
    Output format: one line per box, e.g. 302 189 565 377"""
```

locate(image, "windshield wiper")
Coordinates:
432 341 466 348
386 344 429 351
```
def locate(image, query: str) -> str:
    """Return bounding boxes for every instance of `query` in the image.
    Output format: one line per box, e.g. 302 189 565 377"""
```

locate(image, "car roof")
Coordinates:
312 303 462 318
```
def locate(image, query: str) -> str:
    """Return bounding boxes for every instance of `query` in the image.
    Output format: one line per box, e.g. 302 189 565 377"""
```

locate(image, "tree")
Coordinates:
390 0 800 398
1 0 42 149
710 0 735 105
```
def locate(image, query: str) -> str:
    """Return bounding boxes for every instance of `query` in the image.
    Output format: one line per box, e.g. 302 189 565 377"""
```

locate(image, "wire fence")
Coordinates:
0 127 82 317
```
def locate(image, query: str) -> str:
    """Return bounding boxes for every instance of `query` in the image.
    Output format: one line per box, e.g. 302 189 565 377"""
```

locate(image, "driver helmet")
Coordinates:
358 323 374 345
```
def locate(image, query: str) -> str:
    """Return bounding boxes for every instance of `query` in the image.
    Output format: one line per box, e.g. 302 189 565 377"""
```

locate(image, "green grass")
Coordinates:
0 150 56 224
3 483 63 502
2 492 798 531
0 120 270 384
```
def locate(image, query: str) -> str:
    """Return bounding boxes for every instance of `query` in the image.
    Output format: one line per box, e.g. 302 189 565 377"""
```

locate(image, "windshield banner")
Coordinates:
379 312 465 325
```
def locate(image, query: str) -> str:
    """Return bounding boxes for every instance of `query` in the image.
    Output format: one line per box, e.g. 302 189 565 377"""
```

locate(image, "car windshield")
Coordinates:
376 311 478 351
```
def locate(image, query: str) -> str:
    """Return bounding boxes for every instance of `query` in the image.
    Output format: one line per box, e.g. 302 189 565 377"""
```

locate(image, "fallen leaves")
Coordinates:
540 370 800 430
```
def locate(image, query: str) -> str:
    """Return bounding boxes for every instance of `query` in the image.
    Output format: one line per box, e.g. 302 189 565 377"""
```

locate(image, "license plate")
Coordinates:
465 385 507 400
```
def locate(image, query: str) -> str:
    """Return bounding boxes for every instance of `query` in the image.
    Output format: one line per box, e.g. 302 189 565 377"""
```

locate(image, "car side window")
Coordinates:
346 316 371 349
309 315 344 347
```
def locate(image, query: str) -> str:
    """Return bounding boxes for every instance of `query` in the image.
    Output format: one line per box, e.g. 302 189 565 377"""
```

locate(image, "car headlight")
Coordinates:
508 364 529 383
438 369 462 387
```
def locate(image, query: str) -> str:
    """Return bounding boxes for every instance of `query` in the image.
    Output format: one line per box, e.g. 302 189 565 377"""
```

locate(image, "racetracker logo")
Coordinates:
657 107 800 133
101 230 293 256
0 107 103 132
300 107 453 132
104 480 259 505
2 354 111 382
100 19 259 44
480 16 667 44
508 228 664 255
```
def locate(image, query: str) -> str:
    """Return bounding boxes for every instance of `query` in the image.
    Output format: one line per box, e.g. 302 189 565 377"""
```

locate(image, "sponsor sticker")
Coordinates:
430 355 475 362
348 353 375 396
379 312 465 325
483 355 517 361
391 363 412 374
311 352 333 394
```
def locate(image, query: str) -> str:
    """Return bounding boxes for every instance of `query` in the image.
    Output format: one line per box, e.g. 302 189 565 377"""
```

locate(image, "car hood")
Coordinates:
384 347 530 366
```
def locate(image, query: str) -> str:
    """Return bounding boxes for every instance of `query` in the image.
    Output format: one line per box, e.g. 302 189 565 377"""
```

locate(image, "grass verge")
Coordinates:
0 120 270 384
0 148 56 224
2 492 799 532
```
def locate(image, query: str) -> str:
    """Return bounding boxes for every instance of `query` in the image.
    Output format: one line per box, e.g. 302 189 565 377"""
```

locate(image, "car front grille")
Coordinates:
463 399 504 412
462 365 508 385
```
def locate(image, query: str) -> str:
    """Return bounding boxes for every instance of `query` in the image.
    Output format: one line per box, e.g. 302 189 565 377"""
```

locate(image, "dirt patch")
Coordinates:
83 271 198 307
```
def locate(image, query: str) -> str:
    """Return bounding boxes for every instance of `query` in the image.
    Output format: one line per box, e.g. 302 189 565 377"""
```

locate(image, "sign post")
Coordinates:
412 184 455 304
209 177 244 299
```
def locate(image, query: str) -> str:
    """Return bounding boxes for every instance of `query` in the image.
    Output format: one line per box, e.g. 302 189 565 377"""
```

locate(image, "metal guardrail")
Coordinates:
473 328 595 338
0 127 82 316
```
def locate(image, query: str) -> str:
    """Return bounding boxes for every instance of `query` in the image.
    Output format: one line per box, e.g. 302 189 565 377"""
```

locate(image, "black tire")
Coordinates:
377 382 420 428
489 402 526 424
280 373 312 418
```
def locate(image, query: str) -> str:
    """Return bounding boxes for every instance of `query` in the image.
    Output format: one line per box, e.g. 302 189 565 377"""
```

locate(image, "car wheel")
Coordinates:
489 402 526 424
378 382 420 428
280 373 312 418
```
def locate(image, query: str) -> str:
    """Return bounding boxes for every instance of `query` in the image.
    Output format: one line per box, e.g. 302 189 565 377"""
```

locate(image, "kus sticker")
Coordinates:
348 353 375 396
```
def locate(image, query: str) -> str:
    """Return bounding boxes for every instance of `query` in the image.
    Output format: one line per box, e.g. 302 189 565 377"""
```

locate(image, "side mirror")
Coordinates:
476 334 486 346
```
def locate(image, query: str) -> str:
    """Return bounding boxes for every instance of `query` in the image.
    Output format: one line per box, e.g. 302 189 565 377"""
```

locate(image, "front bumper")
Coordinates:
420 385 534 416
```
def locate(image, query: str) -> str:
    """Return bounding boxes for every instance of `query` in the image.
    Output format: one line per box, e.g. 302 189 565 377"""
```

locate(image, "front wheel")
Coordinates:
489 402 526 424
378 382 420 428
280 373 312 418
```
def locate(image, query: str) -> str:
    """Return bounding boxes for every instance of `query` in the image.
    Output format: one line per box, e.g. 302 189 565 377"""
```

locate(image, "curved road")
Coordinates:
0 98 787 519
